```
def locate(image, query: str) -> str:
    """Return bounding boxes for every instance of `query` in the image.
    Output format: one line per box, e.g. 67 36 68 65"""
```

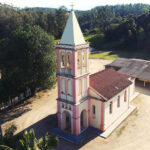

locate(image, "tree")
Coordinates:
0 125 18 149
0 127 59 150
55 6 68 38
19 129 58 150
0 144 14 150
0 25 56 104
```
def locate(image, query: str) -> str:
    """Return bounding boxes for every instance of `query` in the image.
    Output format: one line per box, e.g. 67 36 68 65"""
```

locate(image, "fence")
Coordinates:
0 88 32 112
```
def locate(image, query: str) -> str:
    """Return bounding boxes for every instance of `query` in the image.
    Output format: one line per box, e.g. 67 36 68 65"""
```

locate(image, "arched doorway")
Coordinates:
62 111 71 133
80 110 88 132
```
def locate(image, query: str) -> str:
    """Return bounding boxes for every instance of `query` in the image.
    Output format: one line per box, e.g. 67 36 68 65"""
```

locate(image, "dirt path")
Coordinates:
79 93 150 150
1 87 57 135
1 59 150 150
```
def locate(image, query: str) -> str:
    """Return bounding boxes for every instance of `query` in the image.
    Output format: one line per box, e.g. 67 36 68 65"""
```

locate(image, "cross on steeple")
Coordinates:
70 1 74 11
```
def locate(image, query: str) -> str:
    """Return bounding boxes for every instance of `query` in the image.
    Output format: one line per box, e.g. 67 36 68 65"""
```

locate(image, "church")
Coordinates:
56 10 136 139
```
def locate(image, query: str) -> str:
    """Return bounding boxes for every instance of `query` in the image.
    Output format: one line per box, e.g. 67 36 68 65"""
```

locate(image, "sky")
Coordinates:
0 0 150 10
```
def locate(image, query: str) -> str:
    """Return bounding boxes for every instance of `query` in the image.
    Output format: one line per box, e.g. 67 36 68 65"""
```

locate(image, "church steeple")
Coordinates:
60 10 86 46
56 9 89 136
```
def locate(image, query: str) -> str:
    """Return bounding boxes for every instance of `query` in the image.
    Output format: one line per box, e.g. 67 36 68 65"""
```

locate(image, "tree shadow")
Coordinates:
17 113 99 150
0 101 32 124
18 113 58 139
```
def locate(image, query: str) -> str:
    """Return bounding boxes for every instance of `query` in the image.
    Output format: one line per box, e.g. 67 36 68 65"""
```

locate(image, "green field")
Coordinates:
89 51 119 60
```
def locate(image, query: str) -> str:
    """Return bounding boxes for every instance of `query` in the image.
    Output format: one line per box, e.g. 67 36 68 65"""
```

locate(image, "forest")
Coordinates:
78 4 150 52
0 3 150 106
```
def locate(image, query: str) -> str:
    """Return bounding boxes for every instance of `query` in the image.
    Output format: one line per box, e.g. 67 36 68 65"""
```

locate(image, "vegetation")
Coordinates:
1 3 150 105
89 51 119 60
0 25 56 106
0 4 69 106
0 125 19 149
0 125 58 150
0 5 68 40
79 4 150 54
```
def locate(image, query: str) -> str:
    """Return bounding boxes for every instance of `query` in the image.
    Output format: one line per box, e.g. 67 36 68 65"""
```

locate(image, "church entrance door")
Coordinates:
62 111 71 133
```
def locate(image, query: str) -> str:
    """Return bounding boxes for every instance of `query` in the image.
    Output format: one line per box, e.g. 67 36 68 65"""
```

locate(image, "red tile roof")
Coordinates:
90 68 132 100
118 72 134 79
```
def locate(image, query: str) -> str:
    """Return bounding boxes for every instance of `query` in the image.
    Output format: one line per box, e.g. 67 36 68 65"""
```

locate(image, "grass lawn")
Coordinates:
89 50 150 60
55 34 150 60
89 51 119 60
85 34 98 41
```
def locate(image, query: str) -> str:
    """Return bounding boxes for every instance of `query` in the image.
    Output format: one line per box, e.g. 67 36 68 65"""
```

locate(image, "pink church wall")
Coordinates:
57 47 90 135
57 76 61 98
57 101 61 129
88 99 90 125
72 79 76 103
73 105 79 135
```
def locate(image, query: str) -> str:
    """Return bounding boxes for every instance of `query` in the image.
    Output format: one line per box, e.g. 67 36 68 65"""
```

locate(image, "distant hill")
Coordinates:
77 4 150 32
24 7 84 13
24 7 57 12
1 3 150 52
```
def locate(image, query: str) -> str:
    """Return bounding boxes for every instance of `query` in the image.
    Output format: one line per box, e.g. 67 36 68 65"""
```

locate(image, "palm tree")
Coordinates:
37 133 58 150
0 126 59 150
0 144 14 150
19 129 58 150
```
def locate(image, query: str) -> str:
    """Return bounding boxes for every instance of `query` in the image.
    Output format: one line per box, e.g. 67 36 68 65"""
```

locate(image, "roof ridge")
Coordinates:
90 68 115 78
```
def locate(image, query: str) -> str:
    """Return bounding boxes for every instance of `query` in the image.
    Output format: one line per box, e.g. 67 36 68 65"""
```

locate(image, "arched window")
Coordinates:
78 79 82 96
62 103 64 108
67 53 72 69
67 79 72 96
61 78 65 94
65 104 68 109
77 52 81 69
92 105 96 115
83 51 86 67
69 105 71 110
109 101 113 114
124 91 127 102
83 77 87 94
117 96 120 107
61 51 65 68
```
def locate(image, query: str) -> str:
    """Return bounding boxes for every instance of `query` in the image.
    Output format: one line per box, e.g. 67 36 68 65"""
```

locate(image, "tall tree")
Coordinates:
0 25 56 104
55 6 68 38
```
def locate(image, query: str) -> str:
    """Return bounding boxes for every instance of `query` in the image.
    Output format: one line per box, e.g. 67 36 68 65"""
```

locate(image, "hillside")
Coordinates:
77 4 150 54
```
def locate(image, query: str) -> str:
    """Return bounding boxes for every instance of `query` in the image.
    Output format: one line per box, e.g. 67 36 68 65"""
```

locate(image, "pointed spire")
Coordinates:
60 10 86 46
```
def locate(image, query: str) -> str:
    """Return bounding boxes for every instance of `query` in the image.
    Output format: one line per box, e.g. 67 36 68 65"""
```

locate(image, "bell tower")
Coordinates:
56 10 89 136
